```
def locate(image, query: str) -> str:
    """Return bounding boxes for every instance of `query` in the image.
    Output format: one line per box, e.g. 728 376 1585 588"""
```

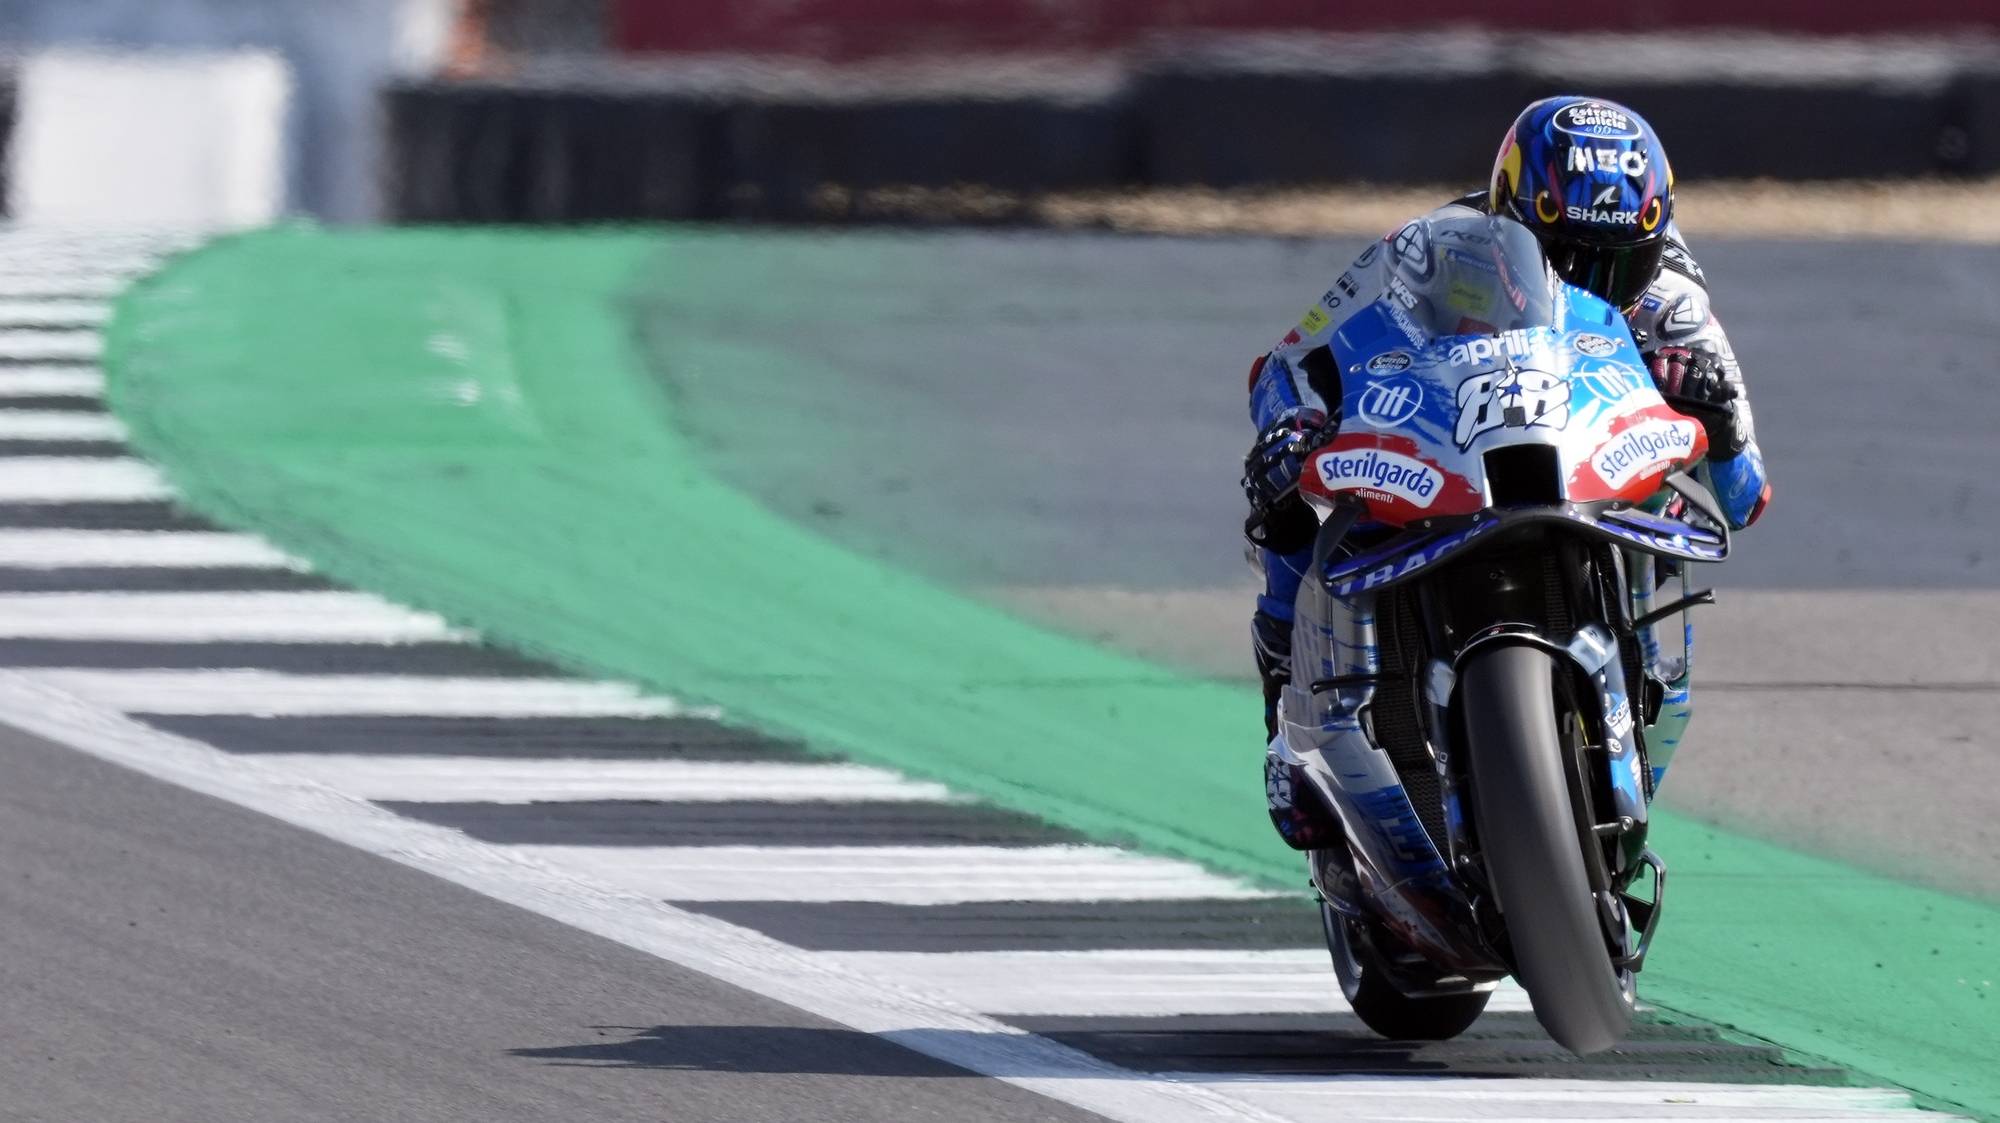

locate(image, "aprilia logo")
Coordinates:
1448 329 1533 366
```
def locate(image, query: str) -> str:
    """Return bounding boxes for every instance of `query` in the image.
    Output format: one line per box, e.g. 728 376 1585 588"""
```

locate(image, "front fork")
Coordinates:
1625 551 1696 792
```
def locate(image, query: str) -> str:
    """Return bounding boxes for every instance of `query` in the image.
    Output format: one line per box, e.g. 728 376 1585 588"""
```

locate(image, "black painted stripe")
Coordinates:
0 566 332 593
135 714 812 761
0 440 128 457
383 799 1089 848
0 395 105 412
0 502 217 531
0 639 554 674
1007 1012 1849 1083
679 899 1322 951
0 357 96 368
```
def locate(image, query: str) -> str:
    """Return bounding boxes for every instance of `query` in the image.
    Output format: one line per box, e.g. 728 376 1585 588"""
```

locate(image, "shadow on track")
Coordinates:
512 1015 1849 1084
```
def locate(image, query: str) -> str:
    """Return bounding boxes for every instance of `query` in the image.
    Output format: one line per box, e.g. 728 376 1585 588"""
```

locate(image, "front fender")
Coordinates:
1447 623 1650 845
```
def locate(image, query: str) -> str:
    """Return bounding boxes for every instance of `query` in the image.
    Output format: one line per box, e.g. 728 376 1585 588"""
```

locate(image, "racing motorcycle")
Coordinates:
1274 214 1726 1054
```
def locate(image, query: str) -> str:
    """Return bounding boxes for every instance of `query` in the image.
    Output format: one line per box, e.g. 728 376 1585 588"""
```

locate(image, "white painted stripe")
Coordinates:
0 329 102 360
0 671 1957 1122
0 276 120 300
0 365 105 397
278 756 960 803
0 672 1313 1123
0 410 125 441
0 300 107 328
0 457 171 502
508 844 1281 905
0 530 304 569
23 670 700 718
1185 1076 1929 1121
819 949 1532 1016
0 591 467 642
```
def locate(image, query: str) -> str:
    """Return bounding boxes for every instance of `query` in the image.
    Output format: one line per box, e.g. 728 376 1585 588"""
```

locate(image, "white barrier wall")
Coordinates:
0 0 457 221
9 51 291 227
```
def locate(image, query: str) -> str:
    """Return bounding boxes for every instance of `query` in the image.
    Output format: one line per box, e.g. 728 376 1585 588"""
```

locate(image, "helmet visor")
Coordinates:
1547 237 1665 310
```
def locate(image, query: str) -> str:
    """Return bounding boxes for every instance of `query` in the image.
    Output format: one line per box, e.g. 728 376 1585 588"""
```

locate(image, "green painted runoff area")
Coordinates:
107 228 1996 1118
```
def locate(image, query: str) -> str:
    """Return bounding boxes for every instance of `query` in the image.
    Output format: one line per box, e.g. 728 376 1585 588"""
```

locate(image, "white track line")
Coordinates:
0 366 105 397
819 949 1532 1016
0 410 125 441
22 669 703 718
1173 1076 1930 1121
0 673 1952 1123
0 300 108 328
0 457 171 502
0 530 304 569
508 844 1282 904
0 591 468 642
0 277 120 300
277 756 961 803
0 330 102 361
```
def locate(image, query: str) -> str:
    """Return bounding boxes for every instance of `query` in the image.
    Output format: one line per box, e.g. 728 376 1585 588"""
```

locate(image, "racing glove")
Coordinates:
1242 409 1327 554
1646 345 1746 458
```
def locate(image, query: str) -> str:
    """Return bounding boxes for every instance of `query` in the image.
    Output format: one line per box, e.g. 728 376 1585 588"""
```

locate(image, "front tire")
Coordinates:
1462 644 1633 1054
1323 903 1490 1040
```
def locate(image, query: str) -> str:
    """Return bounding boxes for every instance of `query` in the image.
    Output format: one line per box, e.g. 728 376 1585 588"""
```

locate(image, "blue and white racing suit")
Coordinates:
1248 199 1768 795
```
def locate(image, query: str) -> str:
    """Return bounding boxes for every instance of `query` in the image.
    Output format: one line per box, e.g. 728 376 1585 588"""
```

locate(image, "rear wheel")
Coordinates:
1322 903 1490 1041
1462 644 1634 1054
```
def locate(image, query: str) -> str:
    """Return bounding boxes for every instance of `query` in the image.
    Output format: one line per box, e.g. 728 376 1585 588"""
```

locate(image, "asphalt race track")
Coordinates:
0 230 1983 1121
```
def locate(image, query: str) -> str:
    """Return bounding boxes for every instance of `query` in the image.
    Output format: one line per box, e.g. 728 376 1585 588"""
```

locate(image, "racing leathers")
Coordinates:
1247 199 1769 849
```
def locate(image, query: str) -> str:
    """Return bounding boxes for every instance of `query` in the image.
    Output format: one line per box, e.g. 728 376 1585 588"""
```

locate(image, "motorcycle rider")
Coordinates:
1243 96 1770 848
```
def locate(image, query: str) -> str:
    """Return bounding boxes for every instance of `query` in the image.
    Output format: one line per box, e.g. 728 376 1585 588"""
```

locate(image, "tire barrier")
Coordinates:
383 63 2000 223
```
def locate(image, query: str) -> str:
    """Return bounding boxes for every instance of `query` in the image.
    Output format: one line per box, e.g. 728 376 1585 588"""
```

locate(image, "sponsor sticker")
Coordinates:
1315 447 1443 508
1365 350 1413 375
1356 376 1423 427
1566 146 1648 177
1573 333 1618 358
1594 417 1699 489
1299 305 1330 336
1555 102 1643 139
1566 204 1640 227
1448 328 1535 366
1606 694 1635 740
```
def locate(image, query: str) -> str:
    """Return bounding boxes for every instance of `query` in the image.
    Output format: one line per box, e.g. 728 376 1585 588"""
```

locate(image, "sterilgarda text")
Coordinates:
1317 448 1442 507
1594 419 1696 488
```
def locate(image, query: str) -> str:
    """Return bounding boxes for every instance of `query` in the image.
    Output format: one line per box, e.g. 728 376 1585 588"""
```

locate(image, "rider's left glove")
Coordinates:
1647 345 1746 458
1242 409 1327 554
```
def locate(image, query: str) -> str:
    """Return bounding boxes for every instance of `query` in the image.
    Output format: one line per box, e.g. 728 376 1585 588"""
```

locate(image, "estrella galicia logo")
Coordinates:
1365 350 1413 375
1356 376 1423 427
1573 333 1618 358
1554 102 1643 140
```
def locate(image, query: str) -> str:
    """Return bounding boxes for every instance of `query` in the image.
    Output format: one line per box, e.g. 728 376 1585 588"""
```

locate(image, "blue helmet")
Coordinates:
1489 96 1673 310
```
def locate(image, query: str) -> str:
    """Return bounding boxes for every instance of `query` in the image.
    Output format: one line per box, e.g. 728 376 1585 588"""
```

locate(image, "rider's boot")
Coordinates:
1254 551 1347 853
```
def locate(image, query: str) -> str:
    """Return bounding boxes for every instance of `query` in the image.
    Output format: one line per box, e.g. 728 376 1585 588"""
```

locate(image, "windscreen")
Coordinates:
1388 214 1559 342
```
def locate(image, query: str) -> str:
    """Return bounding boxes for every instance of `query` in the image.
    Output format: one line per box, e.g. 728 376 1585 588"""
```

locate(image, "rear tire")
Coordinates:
1323 903 1490 1041
1462 644 1634 1054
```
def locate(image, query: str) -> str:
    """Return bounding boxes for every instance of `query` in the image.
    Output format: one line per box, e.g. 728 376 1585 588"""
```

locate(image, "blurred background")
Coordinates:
0 0 1998 226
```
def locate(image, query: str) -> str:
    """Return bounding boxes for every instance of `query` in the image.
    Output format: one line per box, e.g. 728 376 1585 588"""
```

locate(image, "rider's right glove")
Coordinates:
1241 409 1327 555
1647 345 1746 458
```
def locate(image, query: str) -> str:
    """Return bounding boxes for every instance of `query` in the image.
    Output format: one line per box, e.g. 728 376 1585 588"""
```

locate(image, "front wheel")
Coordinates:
1463 644 1634 1054
1323 904 1490 1040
